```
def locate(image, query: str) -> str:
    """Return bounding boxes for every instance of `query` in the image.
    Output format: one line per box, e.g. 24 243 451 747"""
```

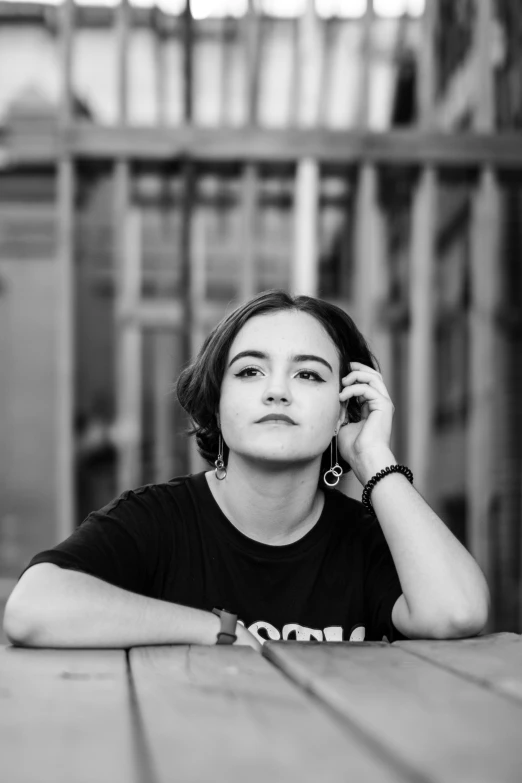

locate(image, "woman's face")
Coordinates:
219 310 346 469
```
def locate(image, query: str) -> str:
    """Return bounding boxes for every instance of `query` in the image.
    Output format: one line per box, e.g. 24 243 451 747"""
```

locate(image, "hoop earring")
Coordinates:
214 433 227 480
323 433 343 487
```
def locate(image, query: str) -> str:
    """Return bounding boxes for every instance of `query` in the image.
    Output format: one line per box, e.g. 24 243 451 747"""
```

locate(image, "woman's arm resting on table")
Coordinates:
2 563 233 649
357 448 491 640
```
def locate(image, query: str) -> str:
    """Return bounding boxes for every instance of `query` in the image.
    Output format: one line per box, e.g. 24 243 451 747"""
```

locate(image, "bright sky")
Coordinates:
3 0 425 19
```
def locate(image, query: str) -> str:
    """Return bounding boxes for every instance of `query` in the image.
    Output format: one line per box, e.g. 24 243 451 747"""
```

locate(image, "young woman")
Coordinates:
4 291 490 650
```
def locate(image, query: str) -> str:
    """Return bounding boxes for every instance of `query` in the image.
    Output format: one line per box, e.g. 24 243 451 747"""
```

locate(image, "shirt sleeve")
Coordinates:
362 512 409 642
17 486 172 598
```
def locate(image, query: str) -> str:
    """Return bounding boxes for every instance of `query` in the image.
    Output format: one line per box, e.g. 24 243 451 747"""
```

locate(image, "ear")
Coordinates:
336 401 348 432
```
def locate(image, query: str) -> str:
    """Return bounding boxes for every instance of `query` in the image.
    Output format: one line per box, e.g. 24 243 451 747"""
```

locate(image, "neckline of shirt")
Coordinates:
190 470 335 559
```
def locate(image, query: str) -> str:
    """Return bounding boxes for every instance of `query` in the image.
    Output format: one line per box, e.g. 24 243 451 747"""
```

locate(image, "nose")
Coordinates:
262 375 292 405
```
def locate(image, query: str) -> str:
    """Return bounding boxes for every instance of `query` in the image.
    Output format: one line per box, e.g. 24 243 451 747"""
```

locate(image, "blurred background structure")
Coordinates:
0 0 521 636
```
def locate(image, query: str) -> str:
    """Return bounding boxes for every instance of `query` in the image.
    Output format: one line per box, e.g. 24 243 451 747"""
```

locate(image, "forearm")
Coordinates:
4 564 220 649
354 448 490 634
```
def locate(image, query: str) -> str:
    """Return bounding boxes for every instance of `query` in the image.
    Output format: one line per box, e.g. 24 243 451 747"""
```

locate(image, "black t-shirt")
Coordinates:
19 471 408 644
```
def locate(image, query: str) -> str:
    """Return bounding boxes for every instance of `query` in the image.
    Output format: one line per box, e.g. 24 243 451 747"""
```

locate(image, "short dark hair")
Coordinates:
176 289 380 486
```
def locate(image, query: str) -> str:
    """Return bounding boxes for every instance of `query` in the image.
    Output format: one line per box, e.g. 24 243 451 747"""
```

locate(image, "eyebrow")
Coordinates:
227 350 333 373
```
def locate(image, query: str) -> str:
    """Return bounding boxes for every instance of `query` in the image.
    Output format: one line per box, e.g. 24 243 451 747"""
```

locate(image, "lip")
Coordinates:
256 414 297 425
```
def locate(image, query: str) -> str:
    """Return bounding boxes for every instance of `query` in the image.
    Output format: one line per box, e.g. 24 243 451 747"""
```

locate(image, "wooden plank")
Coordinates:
129 645 408 783
466 0 500 631
296 0 324 128
117 299 229 329
407 165 436 499
0 647 140 783
467 167 500 615
416 0 436 131
291 0 321 298
407 0 437 500
395 633 522 706
56 0 75 540
240 164 257 302
7 126 522 168
152 331 175 483
59 0 74 128
264 639 522 783
56 158 76 538
475 0 495 133
114 194 143 493
189 200 207 358
115 0 130 124
292 158 319 296
243 0 261 125
154 10 166 126
357 0 373 131
182 0 193 123
353 165 390 379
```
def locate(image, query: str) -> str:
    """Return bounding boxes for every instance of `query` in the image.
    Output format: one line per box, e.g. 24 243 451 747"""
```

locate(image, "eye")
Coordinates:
296 370 324 382
235 366 263 378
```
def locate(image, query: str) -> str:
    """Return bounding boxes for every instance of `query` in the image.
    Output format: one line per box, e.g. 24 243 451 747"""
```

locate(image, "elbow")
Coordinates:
434 597 490 640
3 597 37 647
448 597 490 639
406 594 490 641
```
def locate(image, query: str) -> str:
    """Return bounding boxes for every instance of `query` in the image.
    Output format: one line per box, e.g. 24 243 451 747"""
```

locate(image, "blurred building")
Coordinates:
0 0 520 634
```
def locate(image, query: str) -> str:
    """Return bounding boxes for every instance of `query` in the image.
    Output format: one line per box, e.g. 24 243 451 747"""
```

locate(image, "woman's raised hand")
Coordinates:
338 361 396 481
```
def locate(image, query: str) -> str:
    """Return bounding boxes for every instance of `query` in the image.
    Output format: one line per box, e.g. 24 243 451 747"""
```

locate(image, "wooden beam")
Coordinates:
56 0 75 539
291 0 320 298
407 0 437 501
114 199 143 493
239 1 260 303
292 157 319 297
357 0 373 131
244 0 261 125
152 331 175 483
6 126 522 168
466 0 500 631
240 164 257 302
154 8 167 126
115 0 130 124
182 0 193 123
295 0 324 128
467 167 500 625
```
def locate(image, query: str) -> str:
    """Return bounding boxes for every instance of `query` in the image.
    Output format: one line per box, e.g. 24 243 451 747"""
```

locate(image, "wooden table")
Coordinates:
1 632 521 783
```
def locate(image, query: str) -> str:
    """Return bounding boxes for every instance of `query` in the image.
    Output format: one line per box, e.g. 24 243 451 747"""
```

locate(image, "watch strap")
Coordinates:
212 607 238 645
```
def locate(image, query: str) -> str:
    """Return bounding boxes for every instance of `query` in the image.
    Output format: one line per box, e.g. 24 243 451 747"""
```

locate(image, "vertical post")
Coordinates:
241 164 257 302
153 331 175 482
154 9 166 126
56 0 75 539
407 0 437 500
244 0 261 127
292 160 319 296
467 0 500 624
353 0 383 343
116 0 129 126
115 207 143 491
114 0 142 492
291 0 320 297
240 0 260 303
349 0 392 500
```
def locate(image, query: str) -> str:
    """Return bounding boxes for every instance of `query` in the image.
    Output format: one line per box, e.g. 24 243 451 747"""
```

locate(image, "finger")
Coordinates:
341 371 390 398
348 362 382 378
339 383 389 403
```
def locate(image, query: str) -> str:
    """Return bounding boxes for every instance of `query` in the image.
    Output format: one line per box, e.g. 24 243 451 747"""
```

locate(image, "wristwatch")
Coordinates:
212 607 238 645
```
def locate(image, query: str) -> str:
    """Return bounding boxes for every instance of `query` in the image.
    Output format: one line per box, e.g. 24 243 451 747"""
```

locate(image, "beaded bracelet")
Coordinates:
361 464 414 514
